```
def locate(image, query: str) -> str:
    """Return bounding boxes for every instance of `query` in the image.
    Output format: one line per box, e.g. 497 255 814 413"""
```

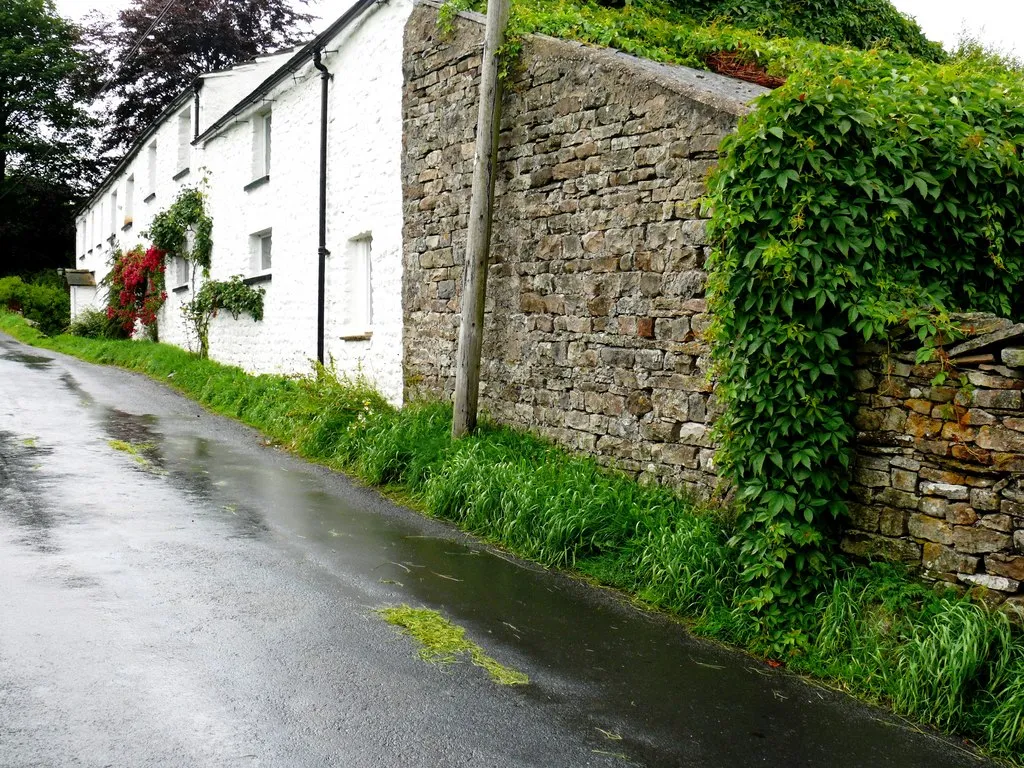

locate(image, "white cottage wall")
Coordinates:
322 0 412 404
73 94 200 328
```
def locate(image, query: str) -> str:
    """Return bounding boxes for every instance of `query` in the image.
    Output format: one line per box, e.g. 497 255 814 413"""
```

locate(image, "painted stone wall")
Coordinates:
402 4 765 490
844 319 1024 606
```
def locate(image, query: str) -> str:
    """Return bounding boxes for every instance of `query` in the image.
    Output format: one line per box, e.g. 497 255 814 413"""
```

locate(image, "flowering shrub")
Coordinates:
105 245 167 335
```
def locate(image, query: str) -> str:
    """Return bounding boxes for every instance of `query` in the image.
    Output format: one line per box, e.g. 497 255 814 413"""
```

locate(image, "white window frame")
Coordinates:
341 233 373 339
252 110 272 181
174 255 190 289
250 229 272 277
176 109 191 174
124 175 135 228
109 190 118 237
146 141 157 200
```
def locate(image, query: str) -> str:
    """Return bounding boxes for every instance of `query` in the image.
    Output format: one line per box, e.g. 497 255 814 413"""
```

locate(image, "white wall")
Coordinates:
74 94 201 333
74 0 412 405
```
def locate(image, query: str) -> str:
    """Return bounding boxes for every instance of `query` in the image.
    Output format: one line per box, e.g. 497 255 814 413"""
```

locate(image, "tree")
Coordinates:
0 0 101 275
91 0 314 156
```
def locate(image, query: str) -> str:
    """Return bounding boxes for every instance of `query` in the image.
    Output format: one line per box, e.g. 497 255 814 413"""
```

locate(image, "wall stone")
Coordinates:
402 4 764 491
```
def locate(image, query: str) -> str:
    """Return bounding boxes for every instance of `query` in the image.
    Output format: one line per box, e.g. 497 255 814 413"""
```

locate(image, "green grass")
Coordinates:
378 604 530 686
2 310 1021 763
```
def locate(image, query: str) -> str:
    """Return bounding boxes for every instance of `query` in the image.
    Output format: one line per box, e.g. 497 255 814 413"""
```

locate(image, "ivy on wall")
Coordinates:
182 276 265 359
705 46 1024 631
147 186 214 274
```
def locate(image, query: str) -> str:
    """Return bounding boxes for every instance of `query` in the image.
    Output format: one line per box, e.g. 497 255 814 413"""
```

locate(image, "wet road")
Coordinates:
0 332 992 768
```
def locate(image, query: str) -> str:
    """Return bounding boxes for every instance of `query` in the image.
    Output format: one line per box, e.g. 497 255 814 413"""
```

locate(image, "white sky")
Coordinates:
54 0 1024 55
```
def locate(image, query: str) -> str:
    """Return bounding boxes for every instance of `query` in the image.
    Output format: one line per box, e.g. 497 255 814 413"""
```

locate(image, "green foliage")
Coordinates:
705 47 1024 622
2 308 1024 763
181 275 264 358
442 0 941 87
681 0 943 59
0 275 69 335
67 306 130 339
147 186 214 273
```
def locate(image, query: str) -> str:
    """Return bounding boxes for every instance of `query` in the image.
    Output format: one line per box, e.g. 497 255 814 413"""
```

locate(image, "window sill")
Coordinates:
171 284 189 294
243 273 272 286
339 330 373 342
121 222 133 232
172 167 190 181
244 175 270 192
144 192 156 203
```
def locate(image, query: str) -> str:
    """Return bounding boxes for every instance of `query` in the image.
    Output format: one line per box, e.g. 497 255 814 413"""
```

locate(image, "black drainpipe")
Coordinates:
312 48 332 366
193 81 202 140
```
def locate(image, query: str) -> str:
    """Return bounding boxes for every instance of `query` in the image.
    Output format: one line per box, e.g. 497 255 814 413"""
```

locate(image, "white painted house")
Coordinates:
72 0 413 403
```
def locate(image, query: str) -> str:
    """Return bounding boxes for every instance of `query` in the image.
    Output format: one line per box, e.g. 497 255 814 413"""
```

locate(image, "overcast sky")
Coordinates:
54 0 1023 56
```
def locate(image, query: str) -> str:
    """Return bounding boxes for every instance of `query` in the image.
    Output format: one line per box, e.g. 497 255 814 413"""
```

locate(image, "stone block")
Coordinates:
973 390 1023 410
946 504 978 526
906 413 943 438
876 487 920 510
847 503 880 532
880 508 908 537
891 468 918 492
976 426 1024 453
854 467 890 488
840 533 921 563
959 573 1020 593
625 391 653 417
1003 348 1024 367
909 514 954 545
980 514 1013 532
970 487 1001 511
920 482 969 500
1017 530 1024 554
923 542 979 575
985 554 1024 581
954 526 1013 554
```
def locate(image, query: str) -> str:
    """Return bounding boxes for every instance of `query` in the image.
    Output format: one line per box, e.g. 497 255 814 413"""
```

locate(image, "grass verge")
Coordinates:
2 311 1021 764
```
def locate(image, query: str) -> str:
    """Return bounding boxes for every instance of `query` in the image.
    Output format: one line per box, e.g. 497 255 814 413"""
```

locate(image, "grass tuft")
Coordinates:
378 604 529 686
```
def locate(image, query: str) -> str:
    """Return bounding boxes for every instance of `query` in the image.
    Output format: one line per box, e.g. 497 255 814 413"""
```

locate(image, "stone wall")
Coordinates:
400 4 1024 602
402 3 765 490
844 318 1024 605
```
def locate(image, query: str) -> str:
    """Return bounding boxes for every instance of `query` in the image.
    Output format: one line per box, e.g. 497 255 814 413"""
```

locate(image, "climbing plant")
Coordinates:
147 186 214 274
182 275 265 358
104 245 168 336
705 45 1024 636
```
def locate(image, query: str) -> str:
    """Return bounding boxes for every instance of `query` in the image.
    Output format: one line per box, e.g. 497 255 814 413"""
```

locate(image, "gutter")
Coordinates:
312 48 332 366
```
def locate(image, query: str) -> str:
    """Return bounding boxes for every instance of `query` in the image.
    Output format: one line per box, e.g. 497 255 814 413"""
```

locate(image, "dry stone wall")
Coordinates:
844 318 1024 606
400 4 1024 602
402 3 764 491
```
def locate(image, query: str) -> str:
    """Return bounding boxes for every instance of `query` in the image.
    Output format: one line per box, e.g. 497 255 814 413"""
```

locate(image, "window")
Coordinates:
93 207 101 248
252 111 271 180
125 176 135 226
176 110 191 173
174 256 189 288
250 230 272 275
110 191 118 236
146 141 157 199
344 234 373 335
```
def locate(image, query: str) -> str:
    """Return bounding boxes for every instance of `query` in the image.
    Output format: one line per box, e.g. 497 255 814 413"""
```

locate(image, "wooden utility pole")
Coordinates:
452 0 511 438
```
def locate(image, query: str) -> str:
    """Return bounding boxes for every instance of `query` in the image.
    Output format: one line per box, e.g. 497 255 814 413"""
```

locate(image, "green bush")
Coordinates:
67 307 130 339
681 0 943 59
0 275 69 336
706 46 1024 620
